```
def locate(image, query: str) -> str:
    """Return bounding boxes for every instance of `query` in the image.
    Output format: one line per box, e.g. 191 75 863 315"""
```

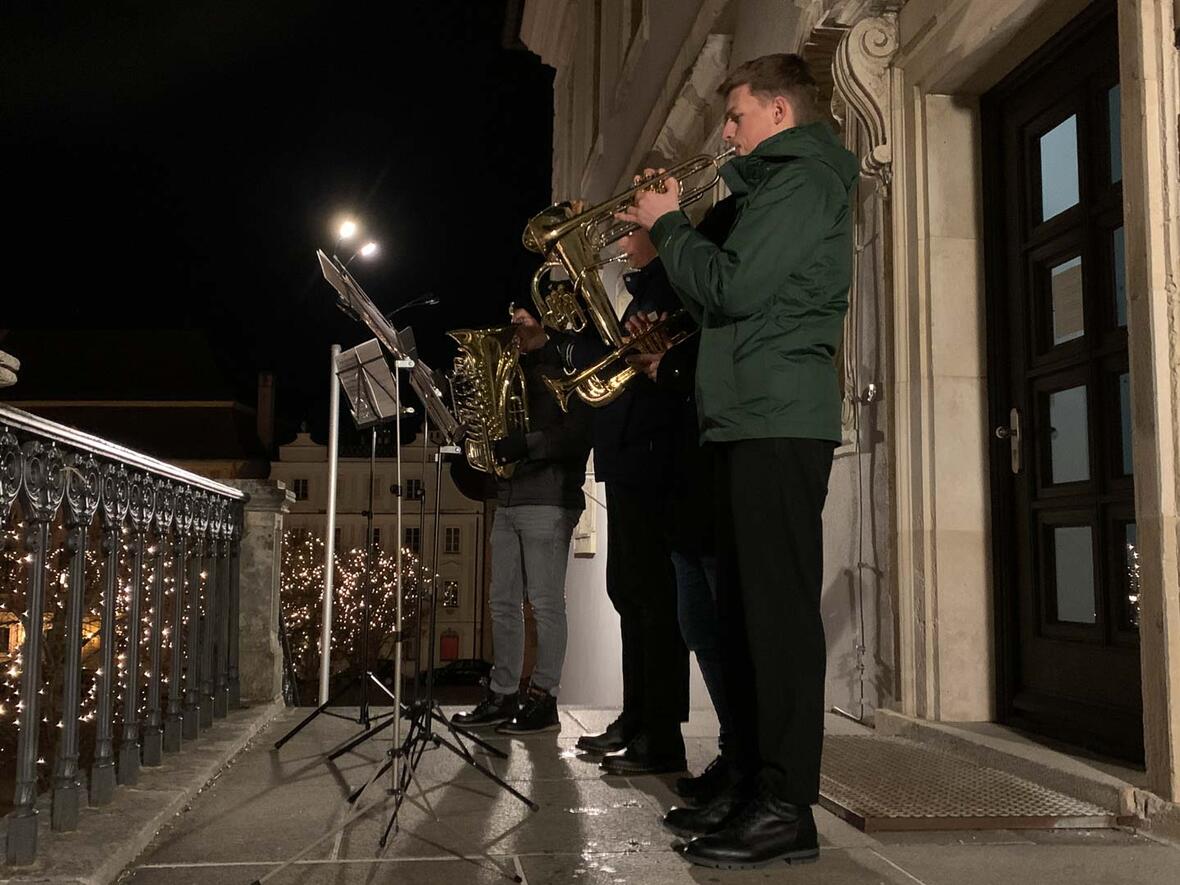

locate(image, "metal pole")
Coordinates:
320 344 341 705
391 366 404 792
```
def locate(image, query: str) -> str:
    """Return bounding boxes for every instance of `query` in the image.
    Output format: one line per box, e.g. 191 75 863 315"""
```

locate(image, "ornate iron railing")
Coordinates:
0 404 246 865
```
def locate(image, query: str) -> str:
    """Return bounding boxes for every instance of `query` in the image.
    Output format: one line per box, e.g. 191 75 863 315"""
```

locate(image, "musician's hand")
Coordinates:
615 169 680 231
511 307 539 328
625 311 670 353
514 319 548 353
493 430 529 466
626 351 663 383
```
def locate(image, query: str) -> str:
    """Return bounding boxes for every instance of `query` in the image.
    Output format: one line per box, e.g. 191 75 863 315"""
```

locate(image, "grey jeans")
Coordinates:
488 505 580 697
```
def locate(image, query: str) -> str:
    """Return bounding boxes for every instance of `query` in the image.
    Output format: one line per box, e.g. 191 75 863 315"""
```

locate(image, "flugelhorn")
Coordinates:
522 147 736 348
542 310 698 412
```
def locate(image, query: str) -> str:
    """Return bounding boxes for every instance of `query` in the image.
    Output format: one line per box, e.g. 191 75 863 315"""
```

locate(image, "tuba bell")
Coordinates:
448 325 529 480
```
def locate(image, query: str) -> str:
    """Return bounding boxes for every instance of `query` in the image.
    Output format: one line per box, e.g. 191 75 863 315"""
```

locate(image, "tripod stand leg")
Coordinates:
432 730 539 811
430 706 508 759
327 710 398 761
272 677 358 750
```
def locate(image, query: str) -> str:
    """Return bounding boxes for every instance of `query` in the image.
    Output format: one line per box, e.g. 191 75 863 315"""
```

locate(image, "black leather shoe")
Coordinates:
681 793 819 869
451 690 518 728
575 714 637 755
675 755 734 804
496 687 560 735
663 785 745 838
599 731 686 776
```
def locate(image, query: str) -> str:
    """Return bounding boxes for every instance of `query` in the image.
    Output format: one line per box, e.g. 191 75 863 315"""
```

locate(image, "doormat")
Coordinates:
819 735 1124 832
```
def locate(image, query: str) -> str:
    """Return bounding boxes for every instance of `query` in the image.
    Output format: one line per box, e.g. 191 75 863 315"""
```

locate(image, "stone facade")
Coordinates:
520 0 1180 803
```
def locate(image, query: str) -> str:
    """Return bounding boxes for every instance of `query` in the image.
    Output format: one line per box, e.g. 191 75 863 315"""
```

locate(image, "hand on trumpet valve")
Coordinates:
624 310 671 354
615 167 680 231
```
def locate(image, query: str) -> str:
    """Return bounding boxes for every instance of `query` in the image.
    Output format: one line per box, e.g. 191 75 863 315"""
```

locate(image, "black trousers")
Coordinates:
605 482 689 741
715 438 834 805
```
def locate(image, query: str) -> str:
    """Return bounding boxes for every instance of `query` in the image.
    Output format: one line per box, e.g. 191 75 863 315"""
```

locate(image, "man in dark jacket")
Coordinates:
618 53 859 869
518 246 690 776
451 312 591 734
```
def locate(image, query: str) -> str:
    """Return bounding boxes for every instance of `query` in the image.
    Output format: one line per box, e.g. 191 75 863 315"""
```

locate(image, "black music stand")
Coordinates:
272 339 403 753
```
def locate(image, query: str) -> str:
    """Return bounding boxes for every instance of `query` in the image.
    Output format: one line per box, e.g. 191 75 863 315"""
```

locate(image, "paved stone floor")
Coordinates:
120 707 1178 885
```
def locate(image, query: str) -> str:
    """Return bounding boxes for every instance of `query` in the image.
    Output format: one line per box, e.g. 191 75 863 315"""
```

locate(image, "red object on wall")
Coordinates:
439 630 460 662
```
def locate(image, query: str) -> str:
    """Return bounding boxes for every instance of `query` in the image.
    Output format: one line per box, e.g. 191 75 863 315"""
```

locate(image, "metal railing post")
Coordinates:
90 464 129 806
51 453 100 831
6 441 66 865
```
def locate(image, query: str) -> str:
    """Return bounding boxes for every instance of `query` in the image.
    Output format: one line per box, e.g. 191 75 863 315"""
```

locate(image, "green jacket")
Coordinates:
650 122 859 443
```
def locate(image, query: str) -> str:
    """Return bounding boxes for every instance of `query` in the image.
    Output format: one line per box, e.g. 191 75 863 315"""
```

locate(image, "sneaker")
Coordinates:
451 689 518 728
496 686 560 734
675 755 734 803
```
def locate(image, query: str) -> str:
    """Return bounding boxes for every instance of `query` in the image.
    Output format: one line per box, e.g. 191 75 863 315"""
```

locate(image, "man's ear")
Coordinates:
773 95 795 128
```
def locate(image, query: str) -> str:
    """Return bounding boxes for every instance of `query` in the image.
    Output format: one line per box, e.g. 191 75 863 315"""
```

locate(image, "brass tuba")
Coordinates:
448 325 529 480
522 147 735 349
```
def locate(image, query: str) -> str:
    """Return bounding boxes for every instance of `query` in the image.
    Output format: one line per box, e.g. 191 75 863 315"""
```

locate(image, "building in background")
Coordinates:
271 428 489 667
519 0 1180 811
0 329 273 479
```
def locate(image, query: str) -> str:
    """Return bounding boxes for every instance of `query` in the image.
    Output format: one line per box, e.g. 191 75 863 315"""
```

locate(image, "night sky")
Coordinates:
0 2 553 444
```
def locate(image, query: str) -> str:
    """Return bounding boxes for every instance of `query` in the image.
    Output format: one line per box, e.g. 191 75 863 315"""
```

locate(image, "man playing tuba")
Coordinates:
451 306 591 734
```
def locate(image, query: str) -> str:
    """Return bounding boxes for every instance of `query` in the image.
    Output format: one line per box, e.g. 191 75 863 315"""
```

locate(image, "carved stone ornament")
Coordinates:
833 14 899 188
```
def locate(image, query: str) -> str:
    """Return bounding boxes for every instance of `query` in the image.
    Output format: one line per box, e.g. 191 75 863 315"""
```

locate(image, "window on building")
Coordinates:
444 526 461 554
292 478 309 500
406 478 423 501
404 527 421 554
442 581 460 608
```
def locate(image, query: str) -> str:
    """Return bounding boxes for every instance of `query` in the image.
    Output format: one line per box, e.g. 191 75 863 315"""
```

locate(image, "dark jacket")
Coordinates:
495 349 592 510
651 122 859 443
548 263 682 489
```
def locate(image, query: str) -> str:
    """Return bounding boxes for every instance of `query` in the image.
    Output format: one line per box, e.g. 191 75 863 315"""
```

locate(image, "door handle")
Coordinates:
994 407 1022 474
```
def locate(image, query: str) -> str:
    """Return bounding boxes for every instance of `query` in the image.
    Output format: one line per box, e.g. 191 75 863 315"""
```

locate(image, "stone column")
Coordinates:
1117 0 1180 803
225 480 293 705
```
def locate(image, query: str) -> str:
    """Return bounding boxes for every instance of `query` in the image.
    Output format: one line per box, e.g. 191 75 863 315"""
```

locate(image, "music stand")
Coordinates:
272 338 405 756
255 253 533 885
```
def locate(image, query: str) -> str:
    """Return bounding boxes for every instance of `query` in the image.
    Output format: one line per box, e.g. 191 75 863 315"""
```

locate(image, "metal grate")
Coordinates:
819 735 1122 832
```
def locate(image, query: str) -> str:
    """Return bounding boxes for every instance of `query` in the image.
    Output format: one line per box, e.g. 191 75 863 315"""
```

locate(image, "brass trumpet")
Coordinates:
522 147 735 348
542 310 698 412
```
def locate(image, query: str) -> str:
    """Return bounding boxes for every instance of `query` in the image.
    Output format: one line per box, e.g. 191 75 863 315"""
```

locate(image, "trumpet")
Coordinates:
542 310 697 412
522 147 735 347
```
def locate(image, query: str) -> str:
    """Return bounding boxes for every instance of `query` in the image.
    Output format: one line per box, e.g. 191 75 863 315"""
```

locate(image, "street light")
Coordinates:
345 241 380 268
338 220 358 240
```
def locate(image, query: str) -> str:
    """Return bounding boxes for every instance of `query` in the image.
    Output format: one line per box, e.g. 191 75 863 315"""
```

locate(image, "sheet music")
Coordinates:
317 250 406 357
318 249 459 443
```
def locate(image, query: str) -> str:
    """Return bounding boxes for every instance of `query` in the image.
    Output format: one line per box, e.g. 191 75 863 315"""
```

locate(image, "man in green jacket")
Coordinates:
618 53 859 869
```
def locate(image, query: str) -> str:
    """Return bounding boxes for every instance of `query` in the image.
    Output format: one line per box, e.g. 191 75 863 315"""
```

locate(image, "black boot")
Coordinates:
450 689 518 728
496 686 560 735
675 754 734 804
681 792 819 869
663 783 746 838
575 714 637 755
599 730 686 776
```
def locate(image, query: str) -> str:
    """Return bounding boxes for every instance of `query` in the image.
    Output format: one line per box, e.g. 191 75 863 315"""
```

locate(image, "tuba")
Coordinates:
448 325 529 480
